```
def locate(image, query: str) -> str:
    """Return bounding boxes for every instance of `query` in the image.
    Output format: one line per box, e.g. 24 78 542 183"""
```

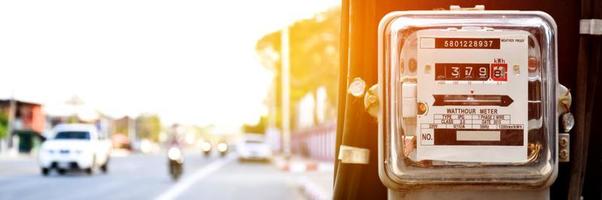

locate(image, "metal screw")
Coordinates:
528 56 538 72
562 112 575 133
363 84 379 118
560 149 569 160
417 102 427 115
408 58 417 72
560 137 569 148
348 77 366 97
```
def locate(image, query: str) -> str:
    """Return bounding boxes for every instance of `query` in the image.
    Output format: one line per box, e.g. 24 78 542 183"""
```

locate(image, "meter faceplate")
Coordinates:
416 30 529 163
378 11 558 189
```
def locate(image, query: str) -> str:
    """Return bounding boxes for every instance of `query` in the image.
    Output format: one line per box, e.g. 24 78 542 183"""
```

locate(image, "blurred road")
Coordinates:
0 153 304 200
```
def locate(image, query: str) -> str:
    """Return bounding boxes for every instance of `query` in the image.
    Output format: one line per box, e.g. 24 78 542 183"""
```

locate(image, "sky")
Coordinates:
0 0 339 131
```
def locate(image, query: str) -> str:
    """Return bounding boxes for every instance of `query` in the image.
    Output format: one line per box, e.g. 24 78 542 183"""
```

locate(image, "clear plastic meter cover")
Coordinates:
378 11 557 188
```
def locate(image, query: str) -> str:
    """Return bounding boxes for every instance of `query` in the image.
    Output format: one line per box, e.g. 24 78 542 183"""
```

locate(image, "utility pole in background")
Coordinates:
281 26 291 158
128 117 136 150
6 96 16 150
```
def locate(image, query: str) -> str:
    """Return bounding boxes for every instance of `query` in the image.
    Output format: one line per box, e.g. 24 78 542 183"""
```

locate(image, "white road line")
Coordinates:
155 156 233 200
297 176 330 200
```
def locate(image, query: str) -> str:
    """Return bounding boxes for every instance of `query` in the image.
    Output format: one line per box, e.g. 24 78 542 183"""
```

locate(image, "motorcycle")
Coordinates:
217 142 228 157
167 146 184 181
200 141 212 157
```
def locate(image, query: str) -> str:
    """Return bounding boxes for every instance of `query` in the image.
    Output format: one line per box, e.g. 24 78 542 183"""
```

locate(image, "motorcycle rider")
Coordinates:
166 124 184 181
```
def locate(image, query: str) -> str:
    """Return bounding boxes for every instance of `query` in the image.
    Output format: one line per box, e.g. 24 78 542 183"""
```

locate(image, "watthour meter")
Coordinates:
378 9 558 190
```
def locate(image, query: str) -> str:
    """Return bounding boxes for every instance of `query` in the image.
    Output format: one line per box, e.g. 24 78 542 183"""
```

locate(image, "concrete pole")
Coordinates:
6 97 16 149
281 26 291 158
128 117 136 150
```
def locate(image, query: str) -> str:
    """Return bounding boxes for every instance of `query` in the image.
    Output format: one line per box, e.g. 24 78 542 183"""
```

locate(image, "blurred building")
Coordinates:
44 96 112 142
111 116 135 150
0 99 45 153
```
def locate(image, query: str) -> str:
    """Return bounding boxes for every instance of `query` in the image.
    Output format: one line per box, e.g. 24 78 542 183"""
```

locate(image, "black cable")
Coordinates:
569 0 601 198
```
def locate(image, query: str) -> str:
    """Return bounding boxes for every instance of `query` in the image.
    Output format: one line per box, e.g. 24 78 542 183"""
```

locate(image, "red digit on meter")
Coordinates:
490 63 508 81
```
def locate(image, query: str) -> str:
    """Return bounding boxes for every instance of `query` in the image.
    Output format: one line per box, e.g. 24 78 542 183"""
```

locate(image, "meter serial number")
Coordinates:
436 38 500 49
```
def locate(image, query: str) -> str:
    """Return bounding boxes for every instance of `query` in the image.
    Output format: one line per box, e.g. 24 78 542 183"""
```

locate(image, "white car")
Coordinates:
38 124 112 175
237 134 272 162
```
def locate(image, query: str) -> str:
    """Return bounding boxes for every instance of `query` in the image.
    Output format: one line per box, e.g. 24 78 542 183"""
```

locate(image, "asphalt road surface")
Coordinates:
0 152 304 200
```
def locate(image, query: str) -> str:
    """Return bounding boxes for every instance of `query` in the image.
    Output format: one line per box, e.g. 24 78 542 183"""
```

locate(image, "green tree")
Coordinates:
242 116 268 134
256 8 340 129
135 114 162 142
0 112 7 139
112 117 130 136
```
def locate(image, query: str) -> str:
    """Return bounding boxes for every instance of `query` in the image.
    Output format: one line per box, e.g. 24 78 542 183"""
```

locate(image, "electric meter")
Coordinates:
378 10 558 188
